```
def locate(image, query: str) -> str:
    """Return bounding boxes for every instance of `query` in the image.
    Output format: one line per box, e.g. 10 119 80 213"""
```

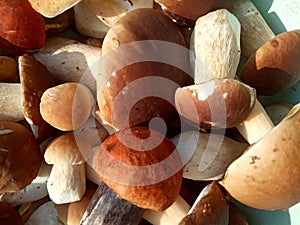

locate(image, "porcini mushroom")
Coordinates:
97 8 187 129
40 82 94 131
220 103 300 210
240 30 300 96
44 132 91 204
0 56 19 82
0 0 46 55
175 79 256 128
0 121 43 193
190 9 241 83
92 126 183 211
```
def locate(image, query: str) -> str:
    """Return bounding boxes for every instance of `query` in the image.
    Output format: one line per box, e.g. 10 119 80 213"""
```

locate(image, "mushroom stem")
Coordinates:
143 195 191 225
229 0 275 58
0 83 23 121
236 99 274 145
79 181 145 225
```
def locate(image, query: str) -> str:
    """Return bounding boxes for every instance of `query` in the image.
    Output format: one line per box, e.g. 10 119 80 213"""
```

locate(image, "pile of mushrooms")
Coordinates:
0 0 300 225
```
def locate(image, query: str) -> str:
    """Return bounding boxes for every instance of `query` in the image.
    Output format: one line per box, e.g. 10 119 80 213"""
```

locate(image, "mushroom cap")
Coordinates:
175 79 256 128
0 121 43 193
240 30 300 96
98 8 187 129
44 132 91 165
220 103 300 210
40 82 94 131
56 181 97 225
19 54 56 143
93 126 183 211
0 0 46 55
0 202 24 225
155 0 234 21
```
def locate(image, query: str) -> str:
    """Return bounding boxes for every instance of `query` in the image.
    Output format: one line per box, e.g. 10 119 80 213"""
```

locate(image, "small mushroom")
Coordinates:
240 29 300 96
28 0 81 18
0 0 46 55
0 121 43 193
0 201 24 225
172 131 248 181
92 126 183 211
34 37 101 94
179 181 229 225
74 2 110 39
229 0 275 58
44 132 92 204
190 9 241 83
82 0 154 27
40 82 94 131
220 103 300 210
175 79 256 128
0 56 19 82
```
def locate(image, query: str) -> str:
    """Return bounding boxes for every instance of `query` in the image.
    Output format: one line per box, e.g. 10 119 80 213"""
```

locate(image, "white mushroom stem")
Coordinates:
236 99 274 145
0 83 23 121
47 164 86 204
229 0 275 58
143 195 191 225
33 37 102 94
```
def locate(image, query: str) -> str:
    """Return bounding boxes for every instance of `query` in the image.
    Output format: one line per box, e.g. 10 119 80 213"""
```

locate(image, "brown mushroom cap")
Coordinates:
40 82 94 131
56 181 97 225
240 30 300 95
93 126 183 211
0 202 24 225
98 8 187 129
0 56 19 82
155 0 234 21
0 121 43 193
220 103 300 210
175 79 256 128
19 54 56 143
44 132 91 165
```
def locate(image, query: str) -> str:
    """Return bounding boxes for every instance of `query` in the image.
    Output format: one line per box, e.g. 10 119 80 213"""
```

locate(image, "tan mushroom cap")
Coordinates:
0 121 43 194
0 202 24 225
28 0 81 18
175 79 256 128
220 103 300 210
44 132 91 165
40 82 94 131
19 54 56 143
240 29 300 95
93 126 183 211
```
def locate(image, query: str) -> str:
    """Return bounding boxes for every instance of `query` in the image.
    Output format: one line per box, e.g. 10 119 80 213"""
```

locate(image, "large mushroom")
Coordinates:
44 132 91 204
220 103 300 210
92 126 183 211
97 8 187 130
0 121 43 193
